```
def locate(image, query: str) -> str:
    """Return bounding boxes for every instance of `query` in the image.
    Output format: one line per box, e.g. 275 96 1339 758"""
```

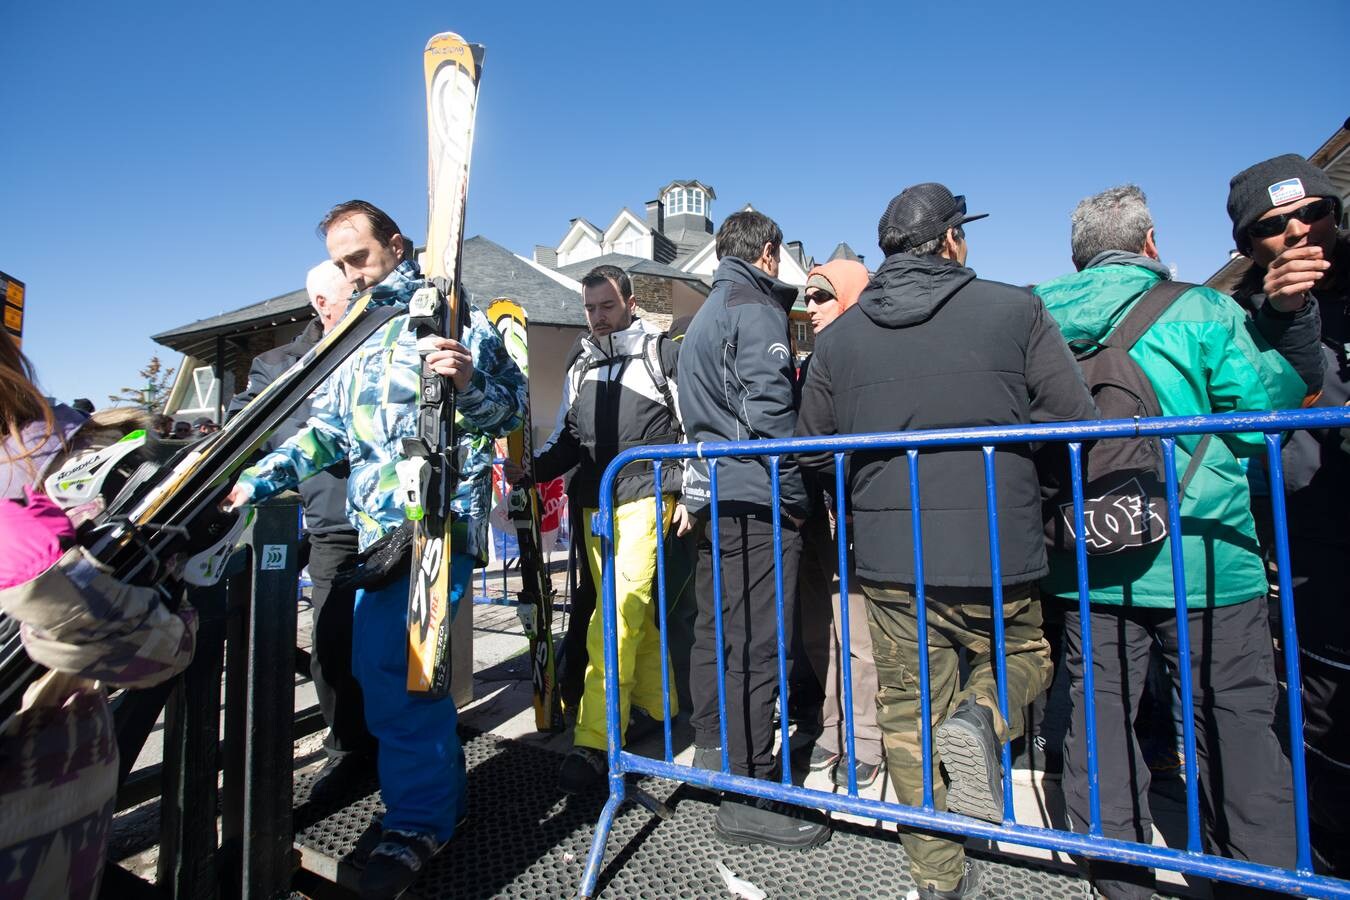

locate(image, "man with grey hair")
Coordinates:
1035 185 1323 899
229 259 377 796
305 258 355 333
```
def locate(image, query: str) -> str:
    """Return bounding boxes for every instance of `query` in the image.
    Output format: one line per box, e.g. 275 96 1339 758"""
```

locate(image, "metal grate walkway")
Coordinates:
293 729 1119 899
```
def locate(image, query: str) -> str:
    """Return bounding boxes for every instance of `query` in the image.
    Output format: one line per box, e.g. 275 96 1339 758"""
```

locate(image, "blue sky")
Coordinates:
3 1 1347 407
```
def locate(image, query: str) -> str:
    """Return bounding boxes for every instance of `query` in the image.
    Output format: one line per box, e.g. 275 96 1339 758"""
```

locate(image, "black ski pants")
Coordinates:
1283 534 1350 877
690 514 801 779
1062 596 1295 900
307 531 376 759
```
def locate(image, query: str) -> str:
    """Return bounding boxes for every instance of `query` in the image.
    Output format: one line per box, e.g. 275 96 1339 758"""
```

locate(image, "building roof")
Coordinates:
460 235 587 326
829 242 862 263
151 287 313 361
1207 118 1350 294
153 234 586 361
555 253 711 289
659 179 717 200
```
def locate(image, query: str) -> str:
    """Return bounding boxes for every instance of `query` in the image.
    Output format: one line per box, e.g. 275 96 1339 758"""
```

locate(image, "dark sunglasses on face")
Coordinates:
1247 197 1337 240
804 291 836 305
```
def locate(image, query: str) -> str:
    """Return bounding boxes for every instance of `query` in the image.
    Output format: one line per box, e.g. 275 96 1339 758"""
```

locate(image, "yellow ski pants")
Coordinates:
573 495 677 751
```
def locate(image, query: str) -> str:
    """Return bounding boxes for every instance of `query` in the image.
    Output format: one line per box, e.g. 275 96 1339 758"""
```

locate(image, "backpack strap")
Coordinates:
1105 279 1194 351
1106 279 1213 497
642 333 677 417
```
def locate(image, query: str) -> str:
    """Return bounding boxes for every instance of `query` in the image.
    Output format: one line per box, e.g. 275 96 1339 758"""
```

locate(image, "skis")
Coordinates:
487 298 563 733
1 293 401 715
402 33 484 697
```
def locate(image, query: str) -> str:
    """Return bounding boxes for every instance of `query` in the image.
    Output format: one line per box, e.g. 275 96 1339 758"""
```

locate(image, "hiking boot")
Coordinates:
914 862 982 899
358 828 444 899
558 746 608 795
935 698 1004 823
624 707 663 745
808 743 842 773
831 752 882 789
713 795 831 850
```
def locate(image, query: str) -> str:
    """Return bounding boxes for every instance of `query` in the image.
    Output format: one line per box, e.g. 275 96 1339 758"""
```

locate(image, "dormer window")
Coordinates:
664 186 707 217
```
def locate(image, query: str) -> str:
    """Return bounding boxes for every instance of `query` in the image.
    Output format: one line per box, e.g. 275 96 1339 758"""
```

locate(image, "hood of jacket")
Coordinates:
1034 256 1171 345
807 259 870 311
713 256 798 314
857 253 977 327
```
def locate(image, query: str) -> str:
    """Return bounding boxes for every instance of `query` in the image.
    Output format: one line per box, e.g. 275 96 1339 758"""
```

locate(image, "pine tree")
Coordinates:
108 355 175 412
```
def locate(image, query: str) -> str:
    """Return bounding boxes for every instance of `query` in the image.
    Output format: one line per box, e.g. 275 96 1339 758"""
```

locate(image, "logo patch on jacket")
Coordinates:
767 342 790 360
1267 178 1306 207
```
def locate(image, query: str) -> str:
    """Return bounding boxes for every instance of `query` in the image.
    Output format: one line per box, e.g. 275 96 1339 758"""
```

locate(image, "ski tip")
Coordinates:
425 31 466 50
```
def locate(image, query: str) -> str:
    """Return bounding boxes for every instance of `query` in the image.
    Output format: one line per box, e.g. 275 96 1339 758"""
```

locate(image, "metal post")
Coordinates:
157 579 227 900
241 495 301 898
220 549 253 893
652 462 674 762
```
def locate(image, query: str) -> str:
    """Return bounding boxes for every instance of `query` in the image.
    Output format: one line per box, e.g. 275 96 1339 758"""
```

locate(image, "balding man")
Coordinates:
229 260 376 794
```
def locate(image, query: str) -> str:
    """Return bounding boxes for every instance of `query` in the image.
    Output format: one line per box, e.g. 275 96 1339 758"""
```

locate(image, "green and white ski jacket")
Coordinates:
239 260 526 562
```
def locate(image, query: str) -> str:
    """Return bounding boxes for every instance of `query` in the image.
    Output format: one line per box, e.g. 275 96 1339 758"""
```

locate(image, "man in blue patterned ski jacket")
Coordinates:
226 201 525 894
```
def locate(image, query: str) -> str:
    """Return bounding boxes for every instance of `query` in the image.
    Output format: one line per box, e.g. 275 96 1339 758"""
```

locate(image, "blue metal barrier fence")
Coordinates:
577 408 1350 898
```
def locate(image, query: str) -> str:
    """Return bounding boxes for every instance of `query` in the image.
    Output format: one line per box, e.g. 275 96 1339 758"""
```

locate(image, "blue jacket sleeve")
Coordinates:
455 308 526 439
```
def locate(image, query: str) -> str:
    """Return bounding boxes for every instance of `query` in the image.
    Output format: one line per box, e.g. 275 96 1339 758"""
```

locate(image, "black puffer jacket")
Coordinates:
228 319 352 536
796 253 1097 587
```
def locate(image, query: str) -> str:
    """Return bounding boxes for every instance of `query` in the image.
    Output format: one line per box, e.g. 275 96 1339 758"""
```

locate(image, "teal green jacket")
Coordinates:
1035 262 1309 608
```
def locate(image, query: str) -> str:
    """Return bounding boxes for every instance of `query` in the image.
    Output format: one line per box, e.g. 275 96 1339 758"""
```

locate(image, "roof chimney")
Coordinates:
645 198 665 235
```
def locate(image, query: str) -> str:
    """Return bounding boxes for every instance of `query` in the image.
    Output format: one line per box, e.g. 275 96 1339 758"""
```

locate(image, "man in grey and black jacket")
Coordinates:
515 264 688 796
229 261 376 791
677 210 827 850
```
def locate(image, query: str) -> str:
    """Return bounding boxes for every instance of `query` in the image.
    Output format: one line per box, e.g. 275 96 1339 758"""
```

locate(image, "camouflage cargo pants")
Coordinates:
862 581 1052 891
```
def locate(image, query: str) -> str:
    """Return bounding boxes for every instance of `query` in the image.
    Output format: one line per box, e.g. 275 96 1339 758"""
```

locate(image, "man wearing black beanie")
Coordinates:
1228 151 1349 878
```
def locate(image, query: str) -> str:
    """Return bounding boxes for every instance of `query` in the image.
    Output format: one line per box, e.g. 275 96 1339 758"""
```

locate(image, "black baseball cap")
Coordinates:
878 182 988 253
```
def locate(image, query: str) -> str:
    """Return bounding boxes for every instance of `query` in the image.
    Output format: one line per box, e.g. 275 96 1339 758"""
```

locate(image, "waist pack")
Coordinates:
1042 280 1211 555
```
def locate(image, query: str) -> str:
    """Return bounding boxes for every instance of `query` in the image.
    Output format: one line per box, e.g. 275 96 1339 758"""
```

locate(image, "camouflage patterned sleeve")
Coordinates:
1 547 198 689
455 307 526 439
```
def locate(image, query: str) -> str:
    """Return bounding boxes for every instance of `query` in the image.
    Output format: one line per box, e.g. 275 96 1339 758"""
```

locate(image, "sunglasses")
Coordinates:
1247 197 1337 240
804 291 836 306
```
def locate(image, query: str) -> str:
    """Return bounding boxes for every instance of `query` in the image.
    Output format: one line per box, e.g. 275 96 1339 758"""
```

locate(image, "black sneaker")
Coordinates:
915 861 982 899
1010 734 1063 778
357 828 443 899
306 752 376 806
831 752 882 789
935 698 1004 823
693 744 724 772
808 743 842 772
558 746 608 795
624 707 663 745
714 795 831 850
